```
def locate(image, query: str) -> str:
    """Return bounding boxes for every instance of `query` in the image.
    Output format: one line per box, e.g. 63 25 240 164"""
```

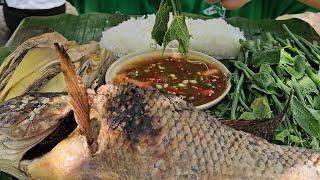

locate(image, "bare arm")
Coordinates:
298 0 320 10
206 0 320 10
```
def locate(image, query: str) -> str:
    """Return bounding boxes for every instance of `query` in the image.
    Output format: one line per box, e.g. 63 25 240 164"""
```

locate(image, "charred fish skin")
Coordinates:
0 92 71 179
96 84 320 179
23 84 320 180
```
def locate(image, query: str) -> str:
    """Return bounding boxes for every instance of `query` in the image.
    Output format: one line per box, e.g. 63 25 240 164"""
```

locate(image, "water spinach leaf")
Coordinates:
239 97 273 120
299 76 319 96
279 47 305 79
291 96 320 138
249 64 283 96
251 49 280 68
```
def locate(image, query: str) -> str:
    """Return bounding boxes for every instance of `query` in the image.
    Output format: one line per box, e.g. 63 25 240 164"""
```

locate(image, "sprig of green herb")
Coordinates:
151 0 190 58
151 1 170 45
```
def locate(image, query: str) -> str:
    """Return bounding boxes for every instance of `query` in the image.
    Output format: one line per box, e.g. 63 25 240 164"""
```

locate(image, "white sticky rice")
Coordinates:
100 14 245 59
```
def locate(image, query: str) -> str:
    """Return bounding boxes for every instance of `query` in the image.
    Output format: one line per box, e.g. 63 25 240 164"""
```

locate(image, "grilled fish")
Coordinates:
1 44 320 179
0 93 71 179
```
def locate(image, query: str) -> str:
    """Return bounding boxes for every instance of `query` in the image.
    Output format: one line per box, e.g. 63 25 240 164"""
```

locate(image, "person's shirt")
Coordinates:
6 0 65 10
68 0 318 19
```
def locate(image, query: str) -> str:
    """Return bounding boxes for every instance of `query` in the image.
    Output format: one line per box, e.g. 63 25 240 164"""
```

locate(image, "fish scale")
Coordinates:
102 84 320 179
1 84 320 179
21 85 320 179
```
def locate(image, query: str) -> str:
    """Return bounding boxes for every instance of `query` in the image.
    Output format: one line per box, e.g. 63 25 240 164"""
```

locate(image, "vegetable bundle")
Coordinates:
213 25 320 149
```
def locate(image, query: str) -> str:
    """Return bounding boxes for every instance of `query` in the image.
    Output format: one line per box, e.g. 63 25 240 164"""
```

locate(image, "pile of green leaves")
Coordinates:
213 25 320 149
151 0 190 58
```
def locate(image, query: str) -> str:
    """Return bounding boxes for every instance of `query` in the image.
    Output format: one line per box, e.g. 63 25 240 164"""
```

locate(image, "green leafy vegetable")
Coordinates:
305 65 320 91
251 64 284 96
283 24 319 65
163 16 190 57
291 96 320 138
299 77 319 96
294 55 306 74
276 129 291 143
251 49 280 67
151 0 170 45
254 64 276 89
239 112 256 120
151 0 190 57
239 97 273 120
314 96 320 110
279 48 305 79
310 137 320 149
217 24 320 149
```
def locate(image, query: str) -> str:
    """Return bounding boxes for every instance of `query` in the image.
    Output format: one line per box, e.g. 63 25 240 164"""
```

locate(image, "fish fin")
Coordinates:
220 92 292 141
220 117 283 141
54 43 94 146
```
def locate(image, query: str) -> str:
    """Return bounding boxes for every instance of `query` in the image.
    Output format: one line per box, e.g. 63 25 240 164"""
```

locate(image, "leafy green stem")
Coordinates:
218 101 232 117
239 96 251 112
170 0 178 16
234 61 255 79
231 73 244 119
297 35 320 61
271 94 291 129
270 68 291 94
239 39 257 53
291 77 306 106
174 0 182 14
283 24 319 65
306 65 320 91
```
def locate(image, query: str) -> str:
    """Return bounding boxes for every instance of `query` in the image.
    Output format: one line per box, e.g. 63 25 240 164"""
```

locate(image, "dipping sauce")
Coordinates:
113 56 227 106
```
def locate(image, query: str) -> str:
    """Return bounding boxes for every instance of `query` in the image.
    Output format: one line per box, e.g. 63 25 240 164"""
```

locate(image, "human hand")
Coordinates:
205 0 251 10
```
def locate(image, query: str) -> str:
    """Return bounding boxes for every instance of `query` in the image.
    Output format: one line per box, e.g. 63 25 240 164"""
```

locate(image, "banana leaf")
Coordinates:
5 13 320 48
1 12 320 180
0 172 14 180
0 47 13 64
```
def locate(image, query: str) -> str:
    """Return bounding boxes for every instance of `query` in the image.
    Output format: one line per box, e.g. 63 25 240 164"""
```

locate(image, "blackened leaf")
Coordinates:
151 0 170 46
163 15 190 57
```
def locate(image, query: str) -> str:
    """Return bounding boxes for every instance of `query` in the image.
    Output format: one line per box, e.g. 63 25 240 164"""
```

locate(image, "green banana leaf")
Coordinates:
5 12 320 48
0 47 13 64
1 12 320 180
0 172 14 180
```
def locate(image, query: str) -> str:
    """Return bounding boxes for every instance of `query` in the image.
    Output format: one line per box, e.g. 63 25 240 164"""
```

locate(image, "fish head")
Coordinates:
22 83 187 179
0 92 72 179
